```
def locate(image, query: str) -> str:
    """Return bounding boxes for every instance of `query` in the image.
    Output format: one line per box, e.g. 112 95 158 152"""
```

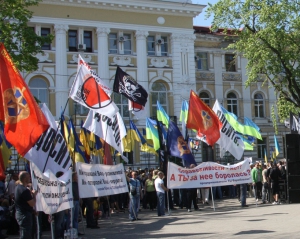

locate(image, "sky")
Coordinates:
191 0 219 27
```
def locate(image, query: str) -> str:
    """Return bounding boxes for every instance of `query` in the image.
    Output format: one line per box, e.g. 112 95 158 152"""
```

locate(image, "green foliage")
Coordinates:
206 0 300 121
0 0 53 72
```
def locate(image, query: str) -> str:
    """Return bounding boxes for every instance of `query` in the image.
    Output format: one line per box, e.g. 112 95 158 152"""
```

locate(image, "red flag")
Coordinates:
0 155 5 181
186 90 222 146
101 140 113 165
0 43 49 156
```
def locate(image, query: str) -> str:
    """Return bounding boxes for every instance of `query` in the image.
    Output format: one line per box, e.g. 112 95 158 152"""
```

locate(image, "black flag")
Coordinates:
113 66 148 107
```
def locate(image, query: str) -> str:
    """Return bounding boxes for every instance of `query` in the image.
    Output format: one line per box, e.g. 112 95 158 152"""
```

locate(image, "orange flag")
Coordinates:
0 43 49 156
101 139 113 165
186 90 222 146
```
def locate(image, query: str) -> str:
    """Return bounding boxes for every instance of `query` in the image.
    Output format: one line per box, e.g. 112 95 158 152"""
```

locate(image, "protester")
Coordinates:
251 162 263 201
126 171 142 221
14 171 37 239
262 164 269 204
72 172 84 236
187 164 199 212
240 183 248 207
144 174 156 210
270 163 281 205
154 171 168 216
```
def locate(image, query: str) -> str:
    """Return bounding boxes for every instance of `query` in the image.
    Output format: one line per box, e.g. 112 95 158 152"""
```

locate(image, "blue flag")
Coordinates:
167 121 196 167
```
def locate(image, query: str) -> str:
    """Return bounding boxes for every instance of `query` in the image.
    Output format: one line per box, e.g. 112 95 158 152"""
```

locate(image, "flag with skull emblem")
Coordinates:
113 66 148 107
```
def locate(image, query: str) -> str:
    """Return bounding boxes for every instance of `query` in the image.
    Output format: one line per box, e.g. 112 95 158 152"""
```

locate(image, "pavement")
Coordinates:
4 197 300 239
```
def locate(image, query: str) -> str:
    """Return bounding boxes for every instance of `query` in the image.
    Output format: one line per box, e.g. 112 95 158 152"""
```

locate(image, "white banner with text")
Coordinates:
76 162 128 198
167 159 252 189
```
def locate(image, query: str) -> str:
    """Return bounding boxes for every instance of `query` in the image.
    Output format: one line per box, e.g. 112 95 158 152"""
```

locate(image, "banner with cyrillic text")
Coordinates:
167 159 252 189
31 162 73 214
76 162 128 198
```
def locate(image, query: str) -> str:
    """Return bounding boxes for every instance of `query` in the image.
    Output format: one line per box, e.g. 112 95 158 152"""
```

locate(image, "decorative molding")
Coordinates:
96 27 110 36
157 17 165 25
197 72 215 81
222 73 242 81
135 30 149 40
69 54 95 64
111 56 133 67
170 33 196 41
149 57 169 68
35 52 53 63
54 24 69 34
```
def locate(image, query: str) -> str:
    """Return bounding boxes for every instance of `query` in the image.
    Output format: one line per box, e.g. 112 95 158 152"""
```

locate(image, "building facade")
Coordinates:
19 0 287 168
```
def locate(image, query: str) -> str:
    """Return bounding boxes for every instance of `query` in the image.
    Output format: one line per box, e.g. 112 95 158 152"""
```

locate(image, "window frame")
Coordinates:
227 92 238 115
113 93 129 118
196 52 208 71
41 28 51 50
257 137 267 159
68 30 78 52
199 92 210 106
254 93 265 118
84 30 93 53
28 78 49 106
151 82 168 117
225 54 236 72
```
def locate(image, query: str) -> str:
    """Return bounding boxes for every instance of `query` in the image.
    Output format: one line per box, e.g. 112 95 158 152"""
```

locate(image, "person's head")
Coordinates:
12 173 18 181
19 171 30 186
158 171 164 179
148 174 152 179
263 164 267 169
72 172 78 182
131 171 137 178
153 170 159 176
190 164 196 169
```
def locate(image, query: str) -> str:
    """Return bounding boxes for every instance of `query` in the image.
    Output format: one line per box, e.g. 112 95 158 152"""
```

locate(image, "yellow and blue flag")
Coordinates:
264 148 268 164
146 118 160 150
167 121 196 167
274 135 280 157
180 100 189 123
157 101 169 128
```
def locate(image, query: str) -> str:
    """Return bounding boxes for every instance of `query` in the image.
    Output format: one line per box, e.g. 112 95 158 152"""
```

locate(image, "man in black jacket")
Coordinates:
269 164 281 205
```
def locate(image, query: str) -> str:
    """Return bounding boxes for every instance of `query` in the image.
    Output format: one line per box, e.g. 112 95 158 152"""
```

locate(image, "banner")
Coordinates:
213 100 244 160
31 162 73 214
83 110 128 162
25 104 71 173
167 159 252 189
76 162 128 198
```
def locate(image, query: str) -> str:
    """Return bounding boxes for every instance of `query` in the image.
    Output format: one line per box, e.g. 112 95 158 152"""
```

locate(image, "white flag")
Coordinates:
25 104 71 173
213 100 244 160
31 162 73 214
69 57 119 118
83 110 128 162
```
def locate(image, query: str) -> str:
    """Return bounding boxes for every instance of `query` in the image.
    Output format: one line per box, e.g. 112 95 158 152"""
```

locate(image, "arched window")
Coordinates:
199 92 210 106
254 93 265 118
227 92 238 115
29 78 49 106
113 93 129 117
151 82 168 116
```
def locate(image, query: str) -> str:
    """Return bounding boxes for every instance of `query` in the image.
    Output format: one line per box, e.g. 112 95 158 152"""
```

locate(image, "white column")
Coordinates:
213 52 224 102
96 27 110 82
135 30 149 119
54 24 69 118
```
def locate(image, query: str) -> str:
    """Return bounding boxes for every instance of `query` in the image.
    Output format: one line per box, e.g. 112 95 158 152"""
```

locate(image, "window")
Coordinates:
254 93 265 118
113 93 129 117
74 103 89 115
160 36 168 56
151 82 167 116
108 33 131 55
196 52 208 70
227 92 238 115
257 137 267 159
29 78 49 106
199 92 210 106
225 54 236 72
68 30 77 52
84 31 92 52
147 36 155 56
41 28 51 50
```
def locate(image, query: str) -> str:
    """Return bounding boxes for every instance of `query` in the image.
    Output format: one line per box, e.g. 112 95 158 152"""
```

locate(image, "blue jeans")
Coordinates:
157 192 165 216
16 210 33 239
72 201 79 230
129 195 139 220
212 186 223 200
240 184 247 206
54 210 65 239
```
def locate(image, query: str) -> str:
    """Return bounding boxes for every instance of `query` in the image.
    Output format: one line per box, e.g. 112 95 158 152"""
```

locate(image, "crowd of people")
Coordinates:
0 160 287 239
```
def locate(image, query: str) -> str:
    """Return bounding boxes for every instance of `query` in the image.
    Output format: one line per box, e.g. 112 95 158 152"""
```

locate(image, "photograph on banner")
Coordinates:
76 162 128 198
167 158 252 189
31 162 73 214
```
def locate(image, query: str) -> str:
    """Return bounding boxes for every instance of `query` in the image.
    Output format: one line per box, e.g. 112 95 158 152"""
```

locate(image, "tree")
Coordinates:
0 0 53 72
206 0 300 123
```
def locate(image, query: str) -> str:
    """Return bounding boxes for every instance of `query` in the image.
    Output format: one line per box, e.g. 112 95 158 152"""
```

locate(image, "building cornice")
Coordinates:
39 0 205 17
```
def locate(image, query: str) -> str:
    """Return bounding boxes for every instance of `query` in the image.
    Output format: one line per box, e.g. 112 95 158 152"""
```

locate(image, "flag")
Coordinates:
270 146 275 160
83 110 128 162
146 118 160 151
180 100 189 139
236 133 254 150
128 100 145 119
167 121 196 167
0 135 11 180
213 99 245 160
264 148 268 164
103 141 113 165
187 90 222 146
157 101 169 128
24 104 71 173
113 66 148 107
69 57 119 118
79 121 90 157
274 135 280 157
289 112 300 134
243 117 262 140
68 119 88 163
0 43 49 156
